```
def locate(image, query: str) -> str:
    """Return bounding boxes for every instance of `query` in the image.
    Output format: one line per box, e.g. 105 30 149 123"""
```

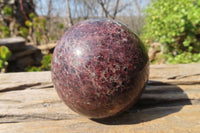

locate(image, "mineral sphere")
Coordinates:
51 18 149 119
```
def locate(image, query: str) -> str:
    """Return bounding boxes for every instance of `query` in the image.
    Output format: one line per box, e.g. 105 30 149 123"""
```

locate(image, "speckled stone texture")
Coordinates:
51 18 149 119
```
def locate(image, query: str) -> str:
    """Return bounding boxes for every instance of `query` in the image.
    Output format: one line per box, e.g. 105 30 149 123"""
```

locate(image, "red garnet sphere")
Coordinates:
51 18 149 119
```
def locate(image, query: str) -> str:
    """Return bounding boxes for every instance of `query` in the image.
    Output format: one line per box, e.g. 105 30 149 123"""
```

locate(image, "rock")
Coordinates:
9 45 38 61
34 43 56 54
7 45 43 72
32 48 43 66
148 42 161 62
16 56 35 69
0 37 26 52
0 37 44 72
37 43 56 52
51 18 149 118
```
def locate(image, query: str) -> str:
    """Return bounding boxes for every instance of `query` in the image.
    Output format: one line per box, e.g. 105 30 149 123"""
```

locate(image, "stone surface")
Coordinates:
0 37 26 52
37 43 57 54
51 18 149 118
0 37 43 72
9 45 38 61
148 42 162 62
0 63 200 132
7 45 43 72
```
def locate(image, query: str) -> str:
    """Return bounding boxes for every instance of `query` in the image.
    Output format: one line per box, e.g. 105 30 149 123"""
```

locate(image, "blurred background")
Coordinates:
0 0 199 73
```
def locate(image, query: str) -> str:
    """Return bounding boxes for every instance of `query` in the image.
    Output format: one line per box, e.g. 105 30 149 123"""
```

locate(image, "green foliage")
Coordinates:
28 13 49 44
41 54 52 70
3 6 12 16
25 20 33 27
29 13 35 19
166 53 200 64
25 66 42 72
50 36 55 40
41 18 46 29
0 46 12 60
142 0 200 63
0 24 10 38
25 54 52 72
0 10 65 45
59 23 64 29
19 27 29 38
0 46 12 72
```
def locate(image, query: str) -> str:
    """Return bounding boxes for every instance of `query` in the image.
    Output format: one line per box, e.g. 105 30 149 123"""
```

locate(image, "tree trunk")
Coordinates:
113 0 119 19
66 0 73 27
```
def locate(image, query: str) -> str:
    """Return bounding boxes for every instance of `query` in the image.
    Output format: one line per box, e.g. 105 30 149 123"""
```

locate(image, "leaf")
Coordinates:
0 46 12 60
3 6 12 16
25 20 32 27
183 41 189 47
29 13 35 19
19 27 29 38
0 60 3 68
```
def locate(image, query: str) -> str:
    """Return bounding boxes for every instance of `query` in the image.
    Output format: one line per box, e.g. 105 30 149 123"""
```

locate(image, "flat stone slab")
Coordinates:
0 37 26 52
0 63 200 133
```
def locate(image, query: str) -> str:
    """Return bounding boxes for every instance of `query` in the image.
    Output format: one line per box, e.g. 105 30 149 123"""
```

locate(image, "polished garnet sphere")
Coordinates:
51 18 149 119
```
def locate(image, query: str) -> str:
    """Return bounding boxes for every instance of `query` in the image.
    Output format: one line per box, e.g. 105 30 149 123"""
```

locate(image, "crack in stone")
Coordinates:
0 113 80 123
168 73 200 80
0 82 53 93
0 83 41 93
148 80 200 85
0 99 21 103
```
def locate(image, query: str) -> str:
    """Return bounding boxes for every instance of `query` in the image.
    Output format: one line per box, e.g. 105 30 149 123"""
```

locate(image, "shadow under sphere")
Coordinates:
92 80 192 125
